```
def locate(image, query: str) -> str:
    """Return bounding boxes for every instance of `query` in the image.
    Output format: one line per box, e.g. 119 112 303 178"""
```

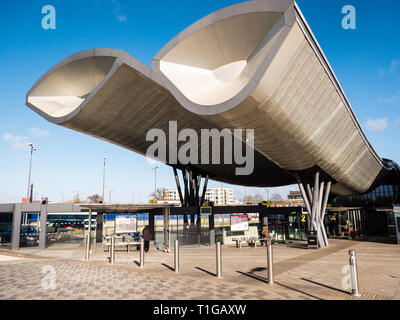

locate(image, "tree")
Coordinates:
242 195 254 204
87 194 102 203
270 193 283 202
253 194 263 204
150 188 168 201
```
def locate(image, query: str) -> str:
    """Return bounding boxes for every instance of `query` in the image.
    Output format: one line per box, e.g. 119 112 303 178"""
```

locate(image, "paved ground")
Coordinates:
0 239 399 300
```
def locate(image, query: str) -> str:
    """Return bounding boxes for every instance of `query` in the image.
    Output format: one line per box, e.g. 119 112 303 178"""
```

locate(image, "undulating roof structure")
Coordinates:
26 0 400 196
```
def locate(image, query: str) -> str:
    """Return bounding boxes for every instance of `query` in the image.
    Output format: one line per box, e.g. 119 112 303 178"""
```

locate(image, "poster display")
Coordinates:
115 215 137 234
230 215 249 232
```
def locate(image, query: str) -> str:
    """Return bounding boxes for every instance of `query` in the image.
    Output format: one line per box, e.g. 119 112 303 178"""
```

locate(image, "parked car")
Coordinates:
0 225 12 243
0 225 39 246
19 225 39 246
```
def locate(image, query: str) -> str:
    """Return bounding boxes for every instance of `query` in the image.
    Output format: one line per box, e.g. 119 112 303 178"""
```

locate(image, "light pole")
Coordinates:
74 191 79 203
265 188 269 201
109 190 114 203
152 166 159 202
26 143 37 203
102 156 106 203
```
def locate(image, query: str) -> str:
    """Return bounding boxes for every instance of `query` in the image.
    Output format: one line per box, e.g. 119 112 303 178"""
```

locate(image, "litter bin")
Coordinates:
307 231 319 249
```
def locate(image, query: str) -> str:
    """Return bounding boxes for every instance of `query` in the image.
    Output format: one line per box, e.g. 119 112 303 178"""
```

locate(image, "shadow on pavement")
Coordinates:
275 281 322 300
285 242 308 249
300 278 349 295
195 267 216 277
161 263 174 271
236 271 322 300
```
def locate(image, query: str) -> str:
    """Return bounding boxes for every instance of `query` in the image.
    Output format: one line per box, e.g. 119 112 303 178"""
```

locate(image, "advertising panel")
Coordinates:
115 215 137 234
230 215 249 232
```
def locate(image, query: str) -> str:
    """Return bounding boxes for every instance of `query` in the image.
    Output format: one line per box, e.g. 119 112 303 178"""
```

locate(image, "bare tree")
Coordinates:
254 194 263 204
242 195 254 204
87 194 102 203
270 193 283 202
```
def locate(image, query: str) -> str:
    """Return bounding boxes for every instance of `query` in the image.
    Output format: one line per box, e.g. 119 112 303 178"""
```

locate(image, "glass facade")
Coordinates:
19 213 40 248
46 213 95 248
0 213 13 250
332 184 399 207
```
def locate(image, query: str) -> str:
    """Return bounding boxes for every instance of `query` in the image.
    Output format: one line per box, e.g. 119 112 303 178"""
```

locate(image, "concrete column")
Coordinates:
38 198 48 250
96 213 103 245
163 207 170 251
209 214 215 246
11 204 22 251
149 213 155 240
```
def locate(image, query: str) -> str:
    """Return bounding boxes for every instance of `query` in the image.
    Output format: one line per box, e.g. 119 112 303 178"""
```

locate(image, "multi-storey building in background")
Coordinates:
164 187 235 206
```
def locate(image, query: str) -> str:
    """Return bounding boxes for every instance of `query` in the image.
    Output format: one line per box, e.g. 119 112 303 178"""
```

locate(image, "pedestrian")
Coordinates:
329 216 337 237
142 225 152 252
260 226 269 246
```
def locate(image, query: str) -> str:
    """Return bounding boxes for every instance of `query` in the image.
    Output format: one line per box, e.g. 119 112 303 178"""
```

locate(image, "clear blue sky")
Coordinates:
0 0 399 204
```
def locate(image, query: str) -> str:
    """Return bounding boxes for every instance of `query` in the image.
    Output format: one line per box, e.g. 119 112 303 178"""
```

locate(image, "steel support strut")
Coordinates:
297 172 331 248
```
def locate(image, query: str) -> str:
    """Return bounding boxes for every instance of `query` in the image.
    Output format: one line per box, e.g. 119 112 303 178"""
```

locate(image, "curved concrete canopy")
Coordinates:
26 0 399 196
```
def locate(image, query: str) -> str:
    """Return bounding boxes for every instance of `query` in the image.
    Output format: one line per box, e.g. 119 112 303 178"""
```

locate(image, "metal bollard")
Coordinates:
140 238 145 268
349 250 360 297
267 238 274 285
216 242 222 278
174 240 179 273
85 234 90 261
110 235 115 264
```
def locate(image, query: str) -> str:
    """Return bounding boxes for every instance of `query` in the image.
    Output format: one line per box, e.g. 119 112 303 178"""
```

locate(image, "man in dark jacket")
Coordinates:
142 225 152 252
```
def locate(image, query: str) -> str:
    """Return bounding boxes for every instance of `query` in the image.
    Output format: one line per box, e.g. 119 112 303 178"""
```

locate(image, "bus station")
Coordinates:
1 0 400 302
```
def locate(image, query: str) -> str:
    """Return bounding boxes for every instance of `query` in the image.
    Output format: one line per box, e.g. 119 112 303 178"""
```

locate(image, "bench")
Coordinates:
232 237 245 248
104 236 140 252
232 237 261 248
106 241 141 252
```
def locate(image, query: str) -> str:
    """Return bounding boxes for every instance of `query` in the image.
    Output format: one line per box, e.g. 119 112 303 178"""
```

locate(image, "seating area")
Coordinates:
104 235 141 252
232 236 261 248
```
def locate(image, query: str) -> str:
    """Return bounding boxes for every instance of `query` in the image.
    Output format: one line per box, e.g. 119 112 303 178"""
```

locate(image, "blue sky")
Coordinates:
0 0 399 204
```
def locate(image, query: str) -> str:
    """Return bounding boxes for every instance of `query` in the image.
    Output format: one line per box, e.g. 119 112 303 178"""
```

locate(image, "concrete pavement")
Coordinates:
0 239 399 300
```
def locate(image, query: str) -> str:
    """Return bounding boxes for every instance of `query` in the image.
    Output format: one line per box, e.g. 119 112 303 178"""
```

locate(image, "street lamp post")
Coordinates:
152 166 159 203
26 143 37 203
102 157 106 203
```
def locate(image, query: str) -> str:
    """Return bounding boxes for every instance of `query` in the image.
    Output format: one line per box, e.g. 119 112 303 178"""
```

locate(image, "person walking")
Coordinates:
142 225 152 252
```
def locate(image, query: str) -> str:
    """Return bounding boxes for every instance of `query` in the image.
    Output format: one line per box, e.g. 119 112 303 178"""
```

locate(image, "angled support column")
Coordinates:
173 167 184 206
297 172 331 248
200 175 209 206
182 168 190 207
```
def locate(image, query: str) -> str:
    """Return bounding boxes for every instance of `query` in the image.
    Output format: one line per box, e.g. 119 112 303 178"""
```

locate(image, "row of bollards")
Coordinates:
96 236 360 297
